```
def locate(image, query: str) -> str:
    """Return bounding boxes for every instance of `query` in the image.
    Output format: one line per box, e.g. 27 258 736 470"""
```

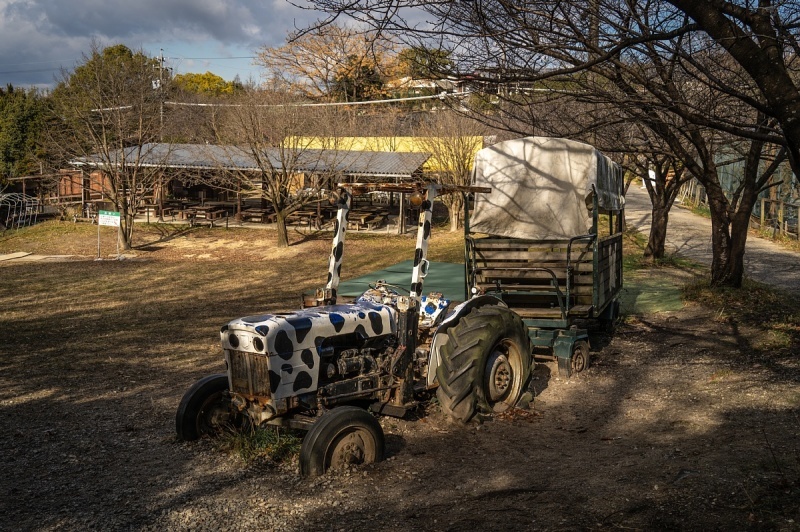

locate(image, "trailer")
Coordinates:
465 136 625 377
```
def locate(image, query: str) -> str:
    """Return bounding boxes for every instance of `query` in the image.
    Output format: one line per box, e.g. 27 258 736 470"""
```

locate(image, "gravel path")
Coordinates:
624 185 800 294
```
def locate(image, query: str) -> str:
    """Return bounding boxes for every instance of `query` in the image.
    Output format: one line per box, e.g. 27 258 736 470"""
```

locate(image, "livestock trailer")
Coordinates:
466 137 625 376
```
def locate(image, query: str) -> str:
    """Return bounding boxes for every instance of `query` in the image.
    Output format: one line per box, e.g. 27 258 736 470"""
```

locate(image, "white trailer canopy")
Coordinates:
470 137 624 239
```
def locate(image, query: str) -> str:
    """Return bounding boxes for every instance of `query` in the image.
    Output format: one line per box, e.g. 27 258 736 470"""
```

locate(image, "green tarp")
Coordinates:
337 260 467 302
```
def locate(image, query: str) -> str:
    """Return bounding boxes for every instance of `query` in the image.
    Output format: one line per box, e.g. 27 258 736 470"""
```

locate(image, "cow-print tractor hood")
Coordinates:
221 301 397 400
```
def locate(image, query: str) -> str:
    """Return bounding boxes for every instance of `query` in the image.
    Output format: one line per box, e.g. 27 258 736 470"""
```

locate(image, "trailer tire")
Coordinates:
571 341 591 374
436 305 531 423
299 406 385 477
176 374 240 441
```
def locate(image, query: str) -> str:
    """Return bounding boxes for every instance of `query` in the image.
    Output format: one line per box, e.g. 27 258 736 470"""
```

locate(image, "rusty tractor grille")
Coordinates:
228 350 272 398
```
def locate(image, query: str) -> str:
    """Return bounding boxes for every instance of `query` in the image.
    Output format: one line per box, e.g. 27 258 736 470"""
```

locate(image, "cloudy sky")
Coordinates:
0 0 319 88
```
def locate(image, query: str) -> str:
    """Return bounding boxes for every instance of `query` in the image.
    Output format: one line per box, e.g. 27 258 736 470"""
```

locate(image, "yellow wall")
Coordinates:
293 136 484 172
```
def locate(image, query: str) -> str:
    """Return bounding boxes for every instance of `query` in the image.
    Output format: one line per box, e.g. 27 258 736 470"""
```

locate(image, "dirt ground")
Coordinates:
1 225 799 531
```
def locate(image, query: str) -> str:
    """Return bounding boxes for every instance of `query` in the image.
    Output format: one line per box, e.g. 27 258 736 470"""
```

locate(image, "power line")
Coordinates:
164 92 470 108
175 56 257 60
0 67 63 75
91 92 468 113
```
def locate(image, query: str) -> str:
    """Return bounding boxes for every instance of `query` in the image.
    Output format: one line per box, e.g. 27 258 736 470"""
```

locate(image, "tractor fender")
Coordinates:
427 295 507 386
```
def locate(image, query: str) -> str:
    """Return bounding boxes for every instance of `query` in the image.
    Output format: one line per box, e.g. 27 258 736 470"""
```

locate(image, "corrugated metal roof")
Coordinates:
73 143 430 178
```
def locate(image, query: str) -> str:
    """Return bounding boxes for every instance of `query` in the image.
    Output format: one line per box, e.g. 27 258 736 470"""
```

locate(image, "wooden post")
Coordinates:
779 200 785 237
760 197 766 229
398 193 405 235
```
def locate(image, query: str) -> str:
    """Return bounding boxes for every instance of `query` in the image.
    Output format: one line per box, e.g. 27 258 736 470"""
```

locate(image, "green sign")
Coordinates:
98 210 121 227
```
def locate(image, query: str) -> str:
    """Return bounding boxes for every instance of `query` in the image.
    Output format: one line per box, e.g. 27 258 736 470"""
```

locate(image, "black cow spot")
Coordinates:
354 324 368 339
368 312 384 335
411 282 423 295
241 314 272 324
274 330 295 360
336 263 342 278
358 312 365 319
293 371 313 392
414 248 424 267
421 200 432 210
286 317 313 344
327 272 333 284
255 325 269 337
300 348 315 369
333 219 339 235
333 241 344 261
423 220 431 239
329 313 346 333
269 370 282 393
281 363 293 375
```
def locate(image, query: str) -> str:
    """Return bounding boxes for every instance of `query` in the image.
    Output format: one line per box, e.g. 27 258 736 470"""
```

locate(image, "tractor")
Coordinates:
176 137 624 477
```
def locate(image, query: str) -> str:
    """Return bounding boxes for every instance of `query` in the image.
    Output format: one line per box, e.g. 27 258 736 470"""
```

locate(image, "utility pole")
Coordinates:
157 49 165 222
159 49 165 136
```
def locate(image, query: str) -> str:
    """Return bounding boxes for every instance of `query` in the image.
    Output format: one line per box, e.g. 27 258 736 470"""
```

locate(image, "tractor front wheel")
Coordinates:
299 406 385 477
176 374 240 441
436 305 531 423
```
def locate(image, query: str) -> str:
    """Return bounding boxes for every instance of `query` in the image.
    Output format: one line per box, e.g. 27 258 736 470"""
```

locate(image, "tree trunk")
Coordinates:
118 207 133 251
702 155 765 288
449 207 460 232
724 211 751 287
444 195 463 232
644 205 669 259
275 212 289 248
706 187 736 287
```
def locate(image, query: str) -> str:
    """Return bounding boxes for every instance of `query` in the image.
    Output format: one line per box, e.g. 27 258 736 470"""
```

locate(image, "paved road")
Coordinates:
625 185 800 294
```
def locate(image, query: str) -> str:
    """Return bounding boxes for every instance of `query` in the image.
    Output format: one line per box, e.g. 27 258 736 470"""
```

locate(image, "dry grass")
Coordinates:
683 278 800 352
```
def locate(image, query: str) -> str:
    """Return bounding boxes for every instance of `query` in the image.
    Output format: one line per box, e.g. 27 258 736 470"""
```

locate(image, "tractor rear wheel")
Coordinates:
436 305 531 423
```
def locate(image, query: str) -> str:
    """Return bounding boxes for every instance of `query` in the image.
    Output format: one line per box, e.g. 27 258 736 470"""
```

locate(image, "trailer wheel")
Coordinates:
436 305 531 423
176 374 240 441
571 341 591 374
299 406 385 477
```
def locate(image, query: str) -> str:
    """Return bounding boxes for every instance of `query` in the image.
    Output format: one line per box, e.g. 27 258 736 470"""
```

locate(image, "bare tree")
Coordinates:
211 91 348 247
416 111 486 231
664 0 800 177
48 43 169 250
257 24 395 101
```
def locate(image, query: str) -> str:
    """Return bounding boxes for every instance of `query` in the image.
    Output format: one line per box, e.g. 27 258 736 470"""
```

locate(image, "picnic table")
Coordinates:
347 208 389 231
241 208 276 223
286 210 318 227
